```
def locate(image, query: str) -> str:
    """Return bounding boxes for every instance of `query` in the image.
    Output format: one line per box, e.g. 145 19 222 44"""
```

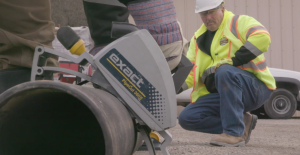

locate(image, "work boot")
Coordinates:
210 133 245 147
243 112 258 144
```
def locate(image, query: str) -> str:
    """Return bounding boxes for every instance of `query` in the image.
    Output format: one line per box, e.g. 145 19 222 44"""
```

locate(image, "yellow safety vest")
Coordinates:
186 10 276 103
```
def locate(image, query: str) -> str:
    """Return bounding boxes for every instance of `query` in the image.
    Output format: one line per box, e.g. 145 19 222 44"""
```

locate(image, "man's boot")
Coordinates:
210 133 245 147
243 112 258 144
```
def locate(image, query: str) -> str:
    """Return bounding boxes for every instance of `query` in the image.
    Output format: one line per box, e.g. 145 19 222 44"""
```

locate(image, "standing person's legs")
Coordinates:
0 0 57 94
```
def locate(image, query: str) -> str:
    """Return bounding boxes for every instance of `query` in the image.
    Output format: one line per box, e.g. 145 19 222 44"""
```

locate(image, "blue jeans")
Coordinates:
178 65 272 137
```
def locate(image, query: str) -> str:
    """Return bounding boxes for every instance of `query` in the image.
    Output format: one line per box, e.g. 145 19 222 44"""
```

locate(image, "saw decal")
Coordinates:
100 48 167 121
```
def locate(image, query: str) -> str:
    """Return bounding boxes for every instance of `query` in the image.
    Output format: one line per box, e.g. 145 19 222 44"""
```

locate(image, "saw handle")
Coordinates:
57 26 86 56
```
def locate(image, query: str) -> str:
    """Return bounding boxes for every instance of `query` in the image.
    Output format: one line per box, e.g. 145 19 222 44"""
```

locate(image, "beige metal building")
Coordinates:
172 0 300 72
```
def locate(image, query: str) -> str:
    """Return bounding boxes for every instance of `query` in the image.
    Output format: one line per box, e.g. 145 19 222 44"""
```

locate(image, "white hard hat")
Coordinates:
195 0 224 13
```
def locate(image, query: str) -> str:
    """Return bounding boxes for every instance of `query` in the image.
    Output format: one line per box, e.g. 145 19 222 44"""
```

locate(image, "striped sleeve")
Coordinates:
230 15 271 66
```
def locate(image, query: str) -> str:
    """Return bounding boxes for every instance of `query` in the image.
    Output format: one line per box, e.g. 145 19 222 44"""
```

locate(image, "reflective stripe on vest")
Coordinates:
201 66 215 83
244 41 263 56
239 60 267 71
230 15 269 57
246 26 268 39
230 15 267 61
230 15 241 41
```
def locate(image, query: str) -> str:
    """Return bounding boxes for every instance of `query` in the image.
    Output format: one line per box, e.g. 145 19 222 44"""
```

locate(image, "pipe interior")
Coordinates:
0 88 105 155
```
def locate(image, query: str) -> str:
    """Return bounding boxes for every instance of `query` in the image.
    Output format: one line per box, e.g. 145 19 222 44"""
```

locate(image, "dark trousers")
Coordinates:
178 65 272 137
83 0 138 46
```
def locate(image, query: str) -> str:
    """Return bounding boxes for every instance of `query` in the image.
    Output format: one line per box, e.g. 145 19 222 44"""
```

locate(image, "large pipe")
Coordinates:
0 81 139 155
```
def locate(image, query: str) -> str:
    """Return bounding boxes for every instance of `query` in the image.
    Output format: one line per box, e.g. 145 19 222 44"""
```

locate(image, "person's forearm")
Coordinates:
231 46 257 66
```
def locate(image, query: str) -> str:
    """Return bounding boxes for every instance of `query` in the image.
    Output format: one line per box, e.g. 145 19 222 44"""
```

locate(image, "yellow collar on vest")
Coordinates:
194 10 235 38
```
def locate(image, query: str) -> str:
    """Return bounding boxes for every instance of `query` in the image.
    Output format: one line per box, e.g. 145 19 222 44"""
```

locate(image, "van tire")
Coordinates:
264 88 297 119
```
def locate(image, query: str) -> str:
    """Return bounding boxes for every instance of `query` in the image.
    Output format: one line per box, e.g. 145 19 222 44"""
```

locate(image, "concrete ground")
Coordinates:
134 119 300 155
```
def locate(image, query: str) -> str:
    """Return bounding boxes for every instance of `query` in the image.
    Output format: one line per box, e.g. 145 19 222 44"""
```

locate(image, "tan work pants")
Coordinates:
160 21 189 71
0 0 58 70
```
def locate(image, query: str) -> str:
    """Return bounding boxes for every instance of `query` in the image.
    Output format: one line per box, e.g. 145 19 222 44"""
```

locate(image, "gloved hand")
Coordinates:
215 58 233 71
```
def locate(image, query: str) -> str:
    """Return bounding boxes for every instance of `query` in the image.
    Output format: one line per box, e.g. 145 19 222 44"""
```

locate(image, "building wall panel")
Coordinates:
257 0 271 62
224 0 235 13
234 0 247 15
292 0 300 72
246 0 258 18
281 0 294 70
185 0 200 40
174 0 186 37
266 0 282 68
